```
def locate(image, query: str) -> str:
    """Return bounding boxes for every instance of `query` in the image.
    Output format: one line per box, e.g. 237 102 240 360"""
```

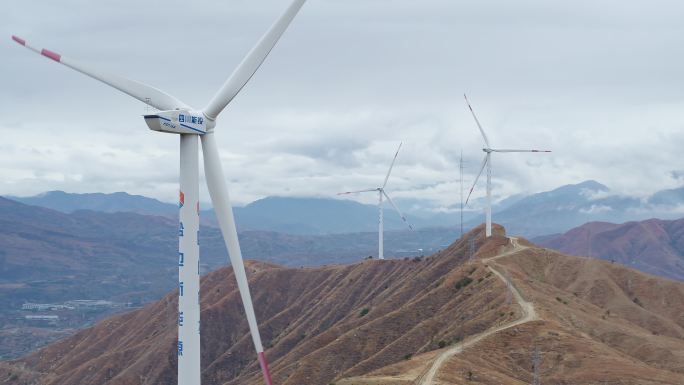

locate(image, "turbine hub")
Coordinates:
483 148 493 153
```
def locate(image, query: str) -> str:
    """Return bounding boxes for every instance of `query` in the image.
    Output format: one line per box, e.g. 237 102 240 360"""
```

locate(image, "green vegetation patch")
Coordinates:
454 277 473 291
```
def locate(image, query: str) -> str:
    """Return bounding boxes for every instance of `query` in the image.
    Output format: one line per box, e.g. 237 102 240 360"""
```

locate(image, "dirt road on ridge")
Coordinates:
416 237 538 385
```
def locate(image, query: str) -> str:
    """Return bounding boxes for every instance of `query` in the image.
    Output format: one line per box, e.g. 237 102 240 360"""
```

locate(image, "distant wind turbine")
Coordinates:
12 1 307 384
464 95 551 237
338 143 413 260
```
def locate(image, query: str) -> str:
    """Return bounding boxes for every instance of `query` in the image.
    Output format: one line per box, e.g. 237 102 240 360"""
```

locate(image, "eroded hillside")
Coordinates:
340 230 684 385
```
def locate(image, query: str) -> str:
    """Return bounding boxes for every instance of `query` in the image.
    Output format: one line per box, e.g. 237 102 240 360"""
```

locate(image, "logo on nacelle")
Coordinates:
179 114 204 125
145 111 207 135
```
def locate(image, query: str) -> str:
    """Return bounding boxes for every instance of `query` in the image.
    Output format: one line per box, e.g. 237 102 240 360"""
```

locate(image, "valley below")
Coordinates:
0 197 454 360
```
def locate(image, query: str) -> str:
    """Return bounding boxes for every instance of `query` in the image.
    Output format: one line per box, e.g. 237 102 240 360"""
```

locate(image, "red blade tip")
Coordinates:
11 35 26 46
40 48 61 62
258 352 274 385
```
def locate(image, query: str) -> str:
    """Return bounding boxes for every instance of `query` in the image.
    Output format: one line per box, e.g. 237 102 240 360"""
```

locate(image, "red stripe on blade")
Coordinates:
11 35 26 45
41 48 61 62
258 352 274 385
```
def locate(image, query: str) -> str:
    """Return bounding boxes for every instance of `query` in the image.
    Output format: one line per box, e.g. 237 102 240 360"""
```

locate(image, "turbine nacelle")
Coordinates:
144 110 214 135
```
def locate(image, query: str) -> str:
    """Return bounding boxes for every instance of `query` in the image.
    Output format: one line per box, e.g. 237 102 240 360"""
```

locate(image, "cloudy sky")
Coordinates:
3 0 684 211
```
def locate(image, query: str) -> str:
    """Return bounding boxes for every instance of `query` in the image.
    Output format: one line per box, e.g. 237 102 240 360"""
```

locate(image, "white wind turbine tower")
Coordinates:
338 143 413 260
12 1 307 384
463 94 551 237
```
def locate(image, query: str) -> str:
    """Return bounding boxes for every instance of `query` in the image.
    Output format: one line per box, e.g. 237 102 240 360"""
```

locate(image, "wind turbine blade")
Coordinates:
464 94 490 147
465 155 488 206
337 188 377 195
200 133 273 385
382 142 402 189
492 149 552 153
11 35 190 111
382 190 413 230
203 0 306 120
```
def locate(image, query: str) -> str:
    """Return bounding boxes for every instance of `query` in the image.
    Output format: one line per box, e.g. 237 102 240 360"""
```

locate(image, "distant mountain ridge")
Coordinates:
235 196 431 234
8 180 684 237
8 192 440 235
538 217 684 281
9 190 178 217
649 185 684 206
468 180 664 236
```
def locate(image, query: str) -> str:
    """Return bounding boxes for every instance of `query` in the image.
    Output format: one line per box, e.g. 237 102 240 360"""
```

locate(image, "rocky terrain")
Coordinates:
1 224 682 384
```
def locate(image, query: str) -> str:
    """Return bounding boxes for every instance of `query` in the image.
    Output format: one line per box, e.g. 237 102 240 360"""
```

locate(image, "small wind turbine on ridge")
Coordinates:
463 94 551 237
338 142 413 260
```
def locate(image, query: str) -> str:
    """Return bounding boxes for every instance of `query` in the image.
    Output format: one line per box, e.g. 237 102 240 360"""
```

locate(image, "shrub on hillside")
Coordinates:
454 277 473 291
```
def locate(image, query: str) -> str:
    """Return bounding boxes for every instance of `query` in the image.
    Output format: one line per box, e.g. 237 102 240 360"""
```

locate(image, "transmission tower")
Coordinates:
532 346 541 385
459 150 465 238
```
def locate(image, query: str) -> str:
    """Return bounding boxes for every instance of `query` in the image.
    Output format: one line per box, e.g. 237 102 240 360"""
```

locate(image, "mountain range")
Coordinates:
9 192 445 234
2 225 682 384
4 182 684 360
3 182 684 313
9 180 684 237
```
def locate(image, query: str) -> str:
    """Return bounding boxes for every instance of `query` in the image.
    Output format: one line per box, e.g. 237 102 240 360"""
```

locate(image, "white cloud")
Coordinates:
2 0 684 209
579 205 614 215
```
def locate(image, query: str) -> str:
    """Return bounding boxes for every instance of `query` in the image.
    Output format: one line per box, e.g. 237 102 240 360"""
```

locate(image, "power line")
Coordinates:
459 150 465 238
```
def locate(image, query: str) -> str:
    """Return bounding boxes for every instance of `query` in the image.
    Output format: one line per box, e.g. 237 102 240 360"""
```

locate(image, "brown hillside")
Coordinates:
539 218 684 281
0 225 513 385
3 224 684 385
341 231 684 385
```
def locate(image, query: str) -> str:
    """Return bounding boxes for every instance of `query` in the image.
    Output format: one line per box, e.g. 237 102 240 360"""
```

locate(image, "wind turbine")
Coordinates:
338 143 413 260
11 1 307 384
463 94 551 237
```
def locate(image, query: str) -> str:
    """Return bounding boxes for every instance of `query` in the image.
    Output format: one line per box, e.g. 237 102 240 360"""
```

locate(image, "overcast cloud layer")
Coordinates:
2 0 684 212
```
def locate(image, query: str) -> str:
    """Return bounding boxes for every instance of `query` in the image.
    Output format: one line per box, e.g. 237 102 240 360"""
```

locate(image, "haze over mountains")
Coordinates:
2 226 682 385
9 180 684 237
9 191 439 234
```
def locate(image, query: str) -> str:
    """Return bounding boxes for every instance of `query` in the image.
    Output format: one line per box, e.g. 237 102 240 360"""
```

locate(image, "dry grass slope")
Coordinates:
339 229 684 385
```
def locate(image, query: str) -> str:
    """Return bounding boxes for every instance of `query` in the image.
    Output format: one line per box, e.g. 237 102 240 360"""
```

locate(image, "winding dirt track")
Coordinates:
415 237 538 385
